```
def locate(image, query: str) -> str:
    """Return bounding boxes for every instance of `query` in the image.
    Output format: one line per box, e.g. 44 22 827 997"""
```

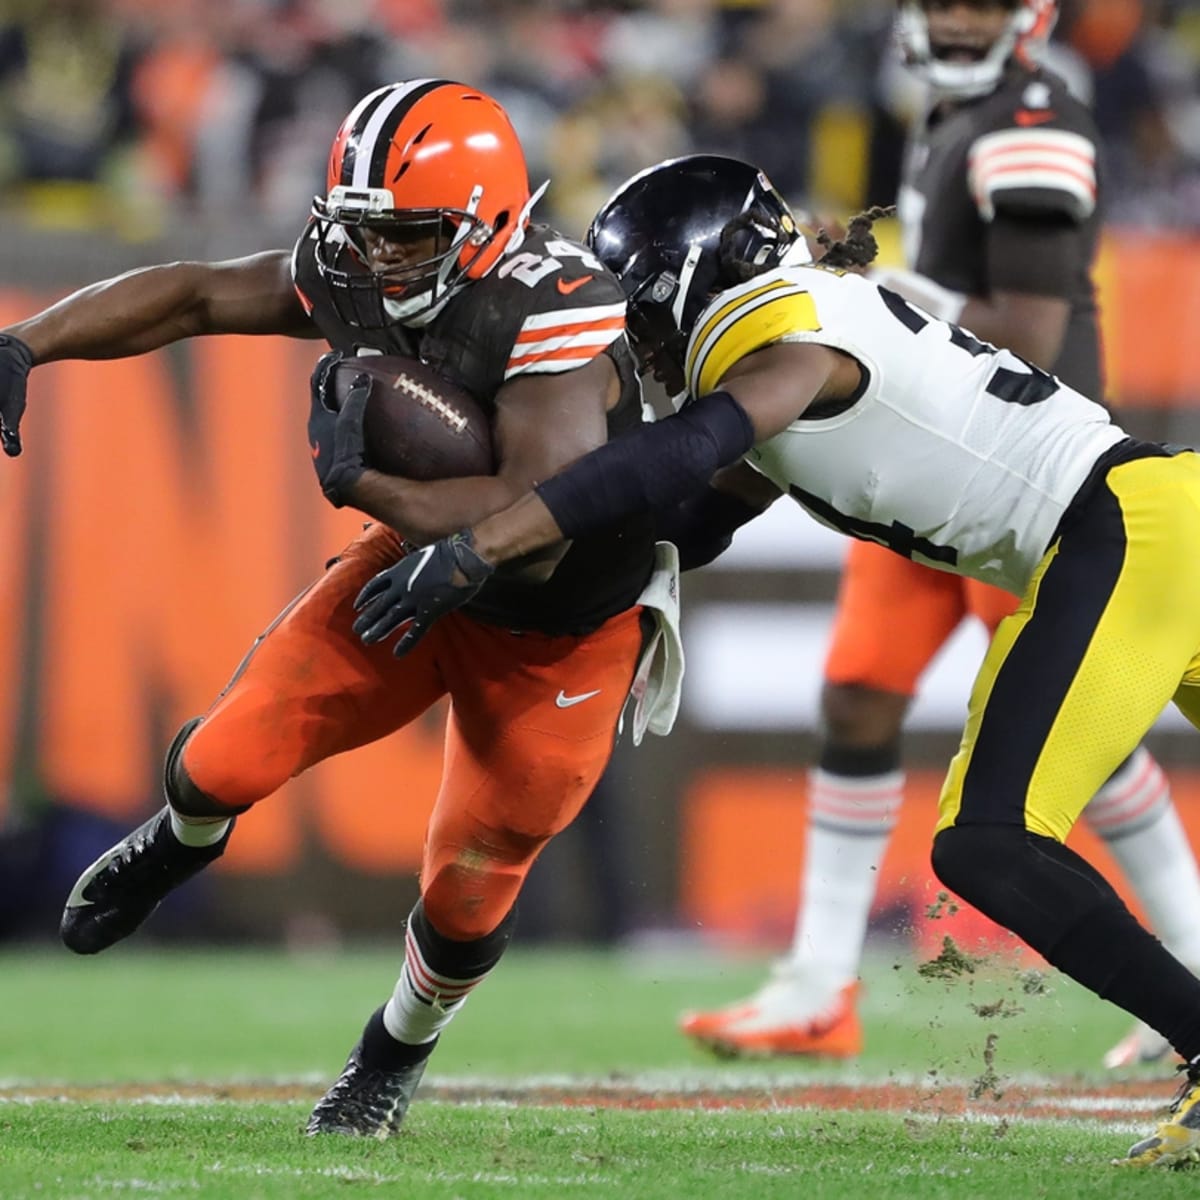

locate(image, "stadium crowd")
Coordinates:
2 0 1200 245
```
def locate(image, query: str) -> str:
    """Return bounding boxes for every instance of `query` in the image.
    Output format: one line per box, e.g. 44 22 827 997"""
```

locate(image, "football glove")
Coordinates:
308 349 368 506
0 333 34 457
353 531 495 656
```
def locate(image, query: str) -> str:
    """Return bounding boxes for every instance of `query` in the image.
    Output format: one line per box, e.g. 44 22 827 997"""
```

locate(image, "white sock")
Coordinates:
787 766 904 983
1084 746 1200 966
168 809 231 847
382 923 492 1047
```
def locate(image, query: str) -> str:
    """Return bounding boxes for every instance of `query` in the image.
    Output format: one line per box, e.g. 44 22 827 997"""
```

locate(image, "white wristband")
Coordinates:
869 266 967 325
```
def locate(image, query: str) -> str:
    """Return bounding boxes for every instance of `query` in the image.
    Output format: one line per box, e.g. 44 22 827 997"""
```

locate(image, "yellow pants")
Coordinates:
938 450 1200 842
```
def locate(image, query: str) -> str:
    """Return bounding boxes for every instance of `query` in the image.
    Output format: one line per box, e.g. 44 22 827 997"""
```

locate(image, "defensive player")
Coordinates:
355 154 1200 1167
679 0 1200 1068
0 80 675 1138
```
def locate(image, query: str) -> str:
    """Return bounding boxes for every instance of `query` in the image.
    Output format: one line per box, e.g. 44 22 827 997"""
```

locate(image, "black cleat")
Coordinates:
306 1039 430 1139
60 806 233 954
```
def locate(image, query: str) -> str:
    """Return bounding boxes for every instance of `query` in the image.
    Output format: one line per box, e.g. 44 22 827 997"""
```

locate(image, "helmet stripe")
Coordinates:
352 78 447 190
336 85 394 187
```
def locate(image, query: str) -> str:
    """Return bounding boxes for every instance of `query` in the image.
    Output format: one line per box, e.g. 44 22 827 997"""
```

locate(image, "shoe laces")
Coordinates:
1168 1056 1200 1115
319 1061 404 1115
109 817 170 876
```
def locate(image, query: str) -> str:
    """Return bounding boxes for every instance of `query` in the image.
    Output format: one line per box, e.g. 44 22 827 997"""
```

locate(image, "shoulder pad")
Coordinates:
685 266 829 398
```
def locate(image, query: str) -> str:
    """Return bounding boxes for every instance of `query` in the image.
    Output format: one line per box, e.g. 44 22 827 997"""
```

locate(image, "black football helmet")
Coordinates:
585 155 804 396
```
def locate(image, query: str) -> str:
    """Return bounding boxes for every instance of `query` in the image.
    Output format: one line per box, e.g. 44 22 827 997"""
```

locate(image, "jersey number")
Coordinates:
877 286 1060 406
499 240 603 288
789 483 959 566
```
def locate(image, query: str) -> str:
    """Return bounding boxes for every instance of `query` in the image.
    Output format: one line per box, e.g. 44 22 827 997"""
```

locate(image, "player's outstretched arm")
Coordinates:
474 339 846 567
0 335 33 456
351 342 849 654
0 252 315 457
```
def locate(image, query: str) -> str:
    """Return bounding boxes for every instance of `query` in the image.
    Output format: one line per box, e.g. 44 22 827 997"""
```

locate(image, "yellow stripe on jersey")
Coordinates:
688 279 794 360
688 287 821 397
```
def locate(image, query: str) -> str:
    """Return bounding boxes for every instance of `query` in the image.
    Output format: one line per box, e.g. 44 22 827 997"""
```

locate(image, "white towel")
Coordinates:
627 541 685 745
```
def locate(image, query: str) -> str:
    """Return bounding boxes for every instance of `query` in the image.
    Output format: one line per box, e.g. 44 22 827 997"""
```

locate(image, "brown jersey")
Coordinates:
899 65 1103 400
291 222 655 636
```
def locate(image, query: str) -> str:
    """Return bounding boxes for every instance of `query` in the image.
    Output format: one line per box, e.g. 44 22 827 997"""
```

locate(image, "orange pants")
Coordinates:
181 523 646 940
824 539 1018 695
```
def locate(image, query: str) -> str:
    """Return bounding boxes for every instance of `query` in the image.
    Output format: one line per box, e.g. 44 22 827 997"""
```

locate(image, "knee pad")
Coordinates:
164 717 250 818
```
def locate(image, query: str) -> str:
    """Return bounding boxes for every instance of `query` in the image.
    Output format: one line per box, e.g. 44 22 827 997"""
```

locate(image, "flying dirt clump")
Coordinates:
917 935 983 980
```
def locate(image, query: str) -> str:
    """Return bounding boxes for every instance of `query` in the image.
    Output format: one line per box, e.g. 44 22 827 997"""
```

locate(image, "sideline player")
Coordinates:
356 154 1200 1167
678 0 1200 1068
0 80 677 1138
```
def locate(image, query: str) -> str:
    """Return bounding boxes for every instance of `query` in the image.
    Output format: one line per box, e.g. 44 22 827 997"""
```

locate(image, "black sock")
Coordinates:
359 1005 438 1071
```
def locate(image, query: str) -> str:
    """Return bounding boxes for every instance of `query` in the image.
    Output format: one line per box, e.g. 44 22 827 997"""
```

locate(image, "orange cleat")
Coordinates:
1103 1019 1176 1070
679 975 864 1059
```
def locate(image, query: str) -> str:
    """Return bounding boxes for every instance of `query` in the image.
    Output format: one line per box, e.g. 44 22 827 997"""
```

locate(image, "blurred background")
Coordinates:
2 0 1200 958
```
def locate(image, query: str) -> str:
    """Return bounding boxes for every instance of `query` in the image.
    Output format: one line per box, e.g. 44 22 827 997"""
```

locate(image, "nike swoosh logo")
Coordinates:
556 275 593 296
64 845 123 909
555 688 601 708
1014 109 1056 127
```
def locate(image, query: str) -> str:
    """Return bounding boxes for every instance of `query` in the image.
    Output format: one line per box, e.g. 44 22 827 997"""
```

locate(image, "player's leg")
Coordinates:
680 542 969 1057
1085 743 1200 1067
969 576 1200 1068
307 606 647 1137
928 454 1200 1167
61 524 445 954
1084 744 1200 1067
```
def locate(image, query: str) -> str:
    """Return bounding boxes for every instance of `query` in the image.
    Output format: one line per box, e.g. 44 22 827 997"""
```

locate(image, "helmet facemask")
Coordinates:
895 0 1058 100
312 184 497 329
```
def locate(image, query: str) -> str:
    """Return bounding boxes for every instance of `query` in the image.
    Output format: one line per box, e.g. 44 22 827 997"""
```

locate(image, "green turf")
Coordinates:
0 941 1138 1080
1 942 1190 1198
0 1102 1191 1200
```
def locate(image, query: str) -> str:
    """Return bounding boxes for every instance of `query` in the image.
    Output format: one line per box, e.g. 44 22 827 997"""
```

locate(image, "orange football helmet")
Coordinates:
896 0 1058 98
312 79 535 327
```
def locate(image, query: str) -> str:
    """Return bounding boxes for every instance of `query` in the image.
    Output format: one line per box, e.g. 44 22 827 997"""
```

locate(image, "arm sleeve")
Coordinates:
533 391 756 541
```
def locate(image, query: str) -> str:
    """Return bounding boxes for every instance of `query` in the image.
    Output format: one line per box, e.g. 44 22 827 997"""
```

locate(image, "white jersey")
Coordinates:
684 264 1127 595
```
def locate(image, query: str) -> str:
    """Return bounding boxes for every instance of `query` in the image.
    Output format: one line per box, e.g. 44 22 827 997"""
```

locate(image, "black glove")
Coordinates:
308 349 368 506
0 334 34 457
353 530 496 656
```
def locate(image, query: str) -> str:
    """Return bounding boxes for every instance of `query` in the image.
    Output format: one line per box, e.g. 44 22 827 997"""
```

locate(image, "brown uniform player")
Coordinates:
0 80 675 1138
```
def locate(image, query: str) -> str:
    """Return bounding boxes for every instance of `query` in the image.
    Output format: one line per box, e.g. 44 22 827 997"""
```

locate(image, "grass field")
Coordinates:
3 938 1197 1197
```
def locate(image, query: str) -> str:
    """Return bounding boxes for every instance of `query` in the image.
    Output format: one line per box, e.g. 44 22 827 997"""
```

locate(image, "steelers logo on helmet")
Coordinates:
311 79 542 329
895 0 1058 100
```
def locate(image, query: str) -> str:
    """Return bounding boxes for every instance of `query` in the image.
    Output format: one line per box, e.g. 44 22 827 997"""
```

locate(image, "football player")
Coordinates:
0 80 674 1138
678 0 1200 1068
357 153 1200 1168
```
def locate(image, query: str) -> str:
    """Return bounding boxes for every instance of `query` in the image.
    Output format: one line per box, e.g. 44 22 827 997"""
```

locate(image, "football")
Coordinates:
331 354 495 480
